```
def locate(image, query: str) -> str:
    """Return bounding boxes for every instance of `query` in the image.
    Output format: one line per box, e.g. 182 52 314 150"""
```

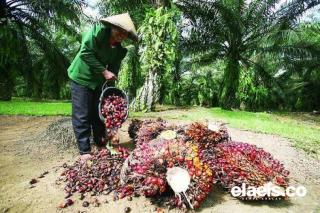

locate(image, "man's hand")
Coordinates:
79 153 92 163
102 70 117 81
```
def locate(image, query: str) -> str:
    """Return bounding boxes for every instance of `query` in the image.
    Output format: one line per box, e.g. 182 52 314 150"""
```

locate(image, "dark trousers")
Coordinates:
71 81 105 154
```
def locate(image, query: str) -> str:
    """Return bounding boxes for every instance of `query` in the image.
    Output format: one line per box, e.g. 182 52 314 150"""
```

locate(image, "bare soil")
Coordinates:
0 116 319 213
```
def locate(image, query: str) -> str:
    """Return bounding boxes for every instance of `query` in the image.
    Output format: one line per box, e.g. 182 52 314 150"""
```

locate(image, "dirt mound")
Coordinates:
39 118 77 150
10 116 79 158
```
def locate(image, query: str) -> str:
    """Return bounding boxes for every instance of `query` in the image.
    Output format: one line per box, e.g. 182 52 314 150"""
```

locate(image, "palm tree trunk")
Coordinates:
152 0 171 8
0 62 14 101
50 79 60 99
0 13 13 100
128 45 140 100
131 70 160 112
25 73 34 97
220 55 240 109
171 51 182 106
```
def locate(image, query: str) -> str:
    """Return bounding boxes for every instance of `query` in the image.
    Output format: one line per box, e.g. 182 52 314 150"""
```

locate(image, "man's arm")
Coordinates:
79 24 106 74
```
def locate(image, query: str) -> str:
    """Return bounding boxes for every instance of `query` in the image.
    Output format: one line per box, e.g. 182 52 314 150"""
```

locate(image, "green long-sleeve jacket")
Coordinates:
68 23 127 90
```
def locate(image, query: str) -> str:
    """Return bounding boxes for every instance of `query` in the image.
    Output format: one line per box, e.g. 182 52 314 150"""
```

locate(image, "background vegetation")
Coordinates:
1 0 319 112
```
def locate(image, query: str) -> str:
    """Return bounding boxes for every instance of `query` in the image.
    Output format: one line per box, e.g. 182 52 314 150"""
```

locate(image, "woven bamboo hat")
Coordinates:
100 13 138 42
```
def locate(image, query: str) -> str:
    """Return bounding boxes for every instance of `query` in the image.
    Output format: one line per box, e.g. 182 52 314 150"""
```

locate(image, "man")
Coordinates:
68 13 138 161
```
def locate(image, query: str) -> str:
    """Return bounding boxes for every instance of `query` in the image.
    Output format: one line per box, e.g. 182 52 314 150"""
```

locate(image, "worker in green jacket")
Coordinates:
68 13 138 162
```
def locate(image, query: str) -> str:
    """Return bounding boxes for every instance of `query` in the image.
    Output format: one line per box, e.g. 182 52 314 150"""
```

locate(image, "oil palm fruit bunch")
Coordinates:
133 118 168 146
186 122 229 148
120 128 214 209
210 141 290 200
128 119 143 139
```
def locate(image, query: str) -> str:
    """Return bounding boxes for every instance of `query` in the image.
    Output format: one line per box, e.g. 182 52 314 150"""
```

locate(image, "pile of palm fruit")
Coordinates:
60 118 290 209
120 120 216 208
119 119 289 208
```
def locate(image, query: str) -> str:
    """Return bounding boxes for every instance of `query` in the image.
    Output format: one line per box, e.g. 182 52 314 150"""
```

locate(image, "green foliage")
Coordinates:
102 0 181 110
131 6 179 110
139 7 178 76
175 0 320 109
269 22 320 111
117 44 142 100
100 0 154 26
2 0 320 113
174 60 224 106
237 70 269 111
0 0 85 100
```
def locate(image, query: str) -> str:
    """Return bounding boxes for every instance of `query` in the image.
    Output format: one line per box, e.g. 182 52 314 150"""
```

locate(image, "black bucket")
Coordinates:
98 83 129 123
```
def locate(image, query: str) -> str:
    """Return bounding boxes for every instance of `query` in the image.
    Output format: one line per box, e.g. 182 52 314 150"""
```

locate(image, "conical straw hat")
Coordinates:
100 13 138 42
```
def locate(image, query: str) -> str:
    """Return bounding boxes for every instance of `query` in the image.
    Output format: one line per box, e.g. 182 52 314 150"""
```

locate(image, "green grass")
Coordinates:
1 100 319 158
0 99 71 116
